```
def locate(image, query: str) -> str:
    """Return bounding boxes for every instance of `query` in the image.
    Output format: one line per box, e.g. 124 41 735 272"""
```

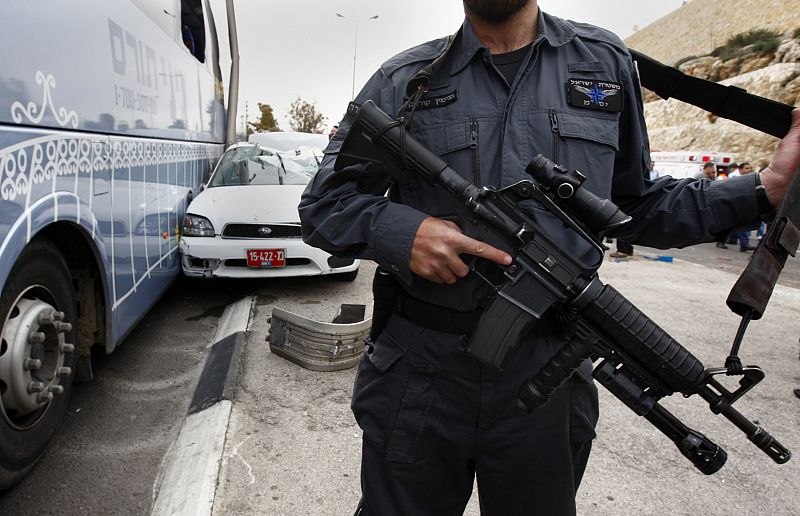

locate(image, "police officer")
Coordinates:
299 1 800 514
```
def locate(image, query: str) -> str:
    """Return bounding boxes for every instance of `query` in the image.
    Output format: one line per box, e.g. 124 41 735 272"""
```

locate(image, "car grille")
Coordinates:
221 223 302 239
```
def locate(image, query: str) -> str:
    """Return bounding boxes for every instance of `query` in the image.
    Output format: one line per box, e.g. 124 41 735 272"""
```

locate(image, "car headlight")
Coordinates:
135 213 170 236
182 214 215 237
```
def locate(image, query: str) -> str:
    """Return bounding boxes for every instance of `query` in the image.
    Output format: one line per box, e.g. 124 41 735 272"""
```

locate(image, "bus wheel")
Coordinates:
0 238 76 490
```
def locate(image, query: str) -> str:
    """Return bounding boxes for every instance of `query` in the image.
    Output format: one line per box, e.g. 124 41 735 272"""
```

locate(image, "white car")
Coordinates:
179 137 359 280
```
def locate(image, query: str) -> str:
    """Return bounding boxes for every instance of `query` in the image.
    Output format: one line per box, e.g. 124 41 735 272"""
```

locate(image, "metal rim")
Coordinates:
0 285 74 431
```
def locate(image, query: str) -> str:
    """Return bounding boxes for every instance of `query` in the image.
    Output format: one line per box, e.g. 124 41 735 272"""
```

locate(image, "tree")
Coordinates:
248 103 280 134
287 97 327 133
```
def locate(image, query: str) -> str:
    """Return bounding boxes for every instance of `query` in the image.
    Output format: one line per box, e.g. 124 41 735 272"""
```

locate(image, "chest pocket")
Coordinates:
550 110 619 199
397 119 479 218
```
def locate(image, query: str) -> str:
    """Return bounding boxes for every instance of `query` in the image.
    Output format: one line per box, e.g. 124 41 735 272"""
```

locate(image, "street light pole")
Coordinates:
336 13 379 100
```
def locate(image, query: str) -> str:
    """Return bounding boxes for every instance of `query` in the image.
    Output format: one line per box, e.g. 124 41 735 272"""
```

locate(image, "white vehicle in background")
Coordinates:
248 131 328 151
180 134 360 281
651 150 736 179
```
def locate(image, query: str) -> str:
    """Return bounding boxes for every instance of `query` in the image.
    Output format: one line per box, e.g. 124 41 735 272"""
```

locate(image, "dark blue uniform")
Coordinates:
300 10 764 515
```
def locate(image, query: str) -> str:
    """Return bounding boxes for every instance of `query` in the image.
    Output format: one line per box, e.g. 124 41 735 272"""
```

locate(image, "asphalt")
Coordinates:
208 247 800 515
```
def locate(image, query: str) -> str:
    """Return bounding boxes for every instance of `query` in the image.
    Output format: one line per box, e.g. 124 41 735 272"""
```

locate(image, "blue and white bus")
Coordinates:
0 0 234 488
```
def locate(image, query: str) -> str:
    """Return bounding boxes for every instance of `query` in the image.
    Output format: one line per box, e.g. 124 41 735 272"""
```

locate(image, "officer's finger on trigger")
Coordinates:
447 255 470 278
460 235 512 265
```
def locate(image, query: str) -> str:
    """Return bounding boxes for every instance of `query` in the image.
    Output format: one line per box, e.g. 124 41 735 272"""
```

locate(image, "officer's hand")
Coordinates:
761 108 800 207
410 216 512 284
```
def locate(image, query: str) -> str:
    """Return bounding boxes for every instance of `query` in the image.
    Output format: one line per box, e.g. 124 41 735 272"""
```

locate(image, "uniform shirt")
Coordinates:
300 10 763 312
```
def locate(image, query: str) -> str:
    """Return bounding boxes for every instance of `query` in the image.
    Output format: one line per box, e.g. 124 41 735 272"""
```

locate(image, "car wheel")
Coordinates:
0 238 76 490
333 269 359 282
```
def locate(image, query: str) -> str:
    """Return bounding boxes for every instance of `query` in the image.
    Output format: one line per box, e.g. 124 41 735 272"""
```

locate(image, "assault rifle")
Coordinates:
335 99 792 474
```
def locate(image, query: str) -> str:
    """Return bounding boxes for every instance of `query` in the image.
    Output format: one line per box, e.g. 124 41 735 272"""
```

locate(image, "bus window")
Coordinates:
181 0 206 62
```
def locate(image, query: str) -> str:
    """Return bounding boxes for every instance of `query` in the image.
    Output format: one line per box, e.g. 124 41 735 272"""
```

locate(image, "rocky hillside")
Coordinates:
644 62 800 168
625 0 800 66
624 0 800 167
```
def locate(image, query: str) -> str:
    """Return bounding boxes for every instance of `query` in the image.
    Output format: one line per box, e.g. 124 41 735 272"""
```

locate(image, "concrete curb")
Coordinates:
151 296 254 516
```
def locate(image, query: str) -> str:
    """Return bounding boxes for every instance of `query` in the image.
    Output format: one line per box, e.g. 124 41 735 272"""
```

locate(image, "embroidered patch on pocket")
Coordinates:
566 78 623 113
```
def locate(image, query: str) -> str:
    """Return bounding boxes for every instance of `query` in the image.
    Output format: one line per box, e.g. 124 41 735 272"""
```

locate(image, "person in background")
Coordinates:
610 163 654 258
328 124 339 140
610 239 634 259
648 160 660 180
182 25 196 57
695 161 716 180
726 162 757 251
714 167 732 248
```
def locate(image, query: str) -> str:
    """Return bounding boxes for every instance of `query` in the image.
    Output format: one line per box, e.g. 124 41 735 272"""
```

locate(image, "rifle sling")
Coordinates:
628 49 797 320
726 166 800 318
629 49 793 139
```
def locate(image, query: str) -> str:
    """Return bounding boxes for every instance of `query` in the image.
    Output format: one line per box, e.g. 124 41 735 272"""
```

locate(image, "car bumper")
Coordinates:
179 236 359 278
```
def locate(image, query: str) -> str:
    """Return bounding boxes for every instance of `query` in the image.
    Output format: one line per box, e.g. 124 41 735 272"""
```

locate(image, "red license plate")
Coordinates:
246 249 286 268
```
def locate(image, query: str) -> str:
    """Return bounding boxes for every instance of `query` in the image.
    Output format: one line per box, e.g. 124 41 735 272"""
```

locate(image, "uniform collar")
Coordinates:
449 9 577 77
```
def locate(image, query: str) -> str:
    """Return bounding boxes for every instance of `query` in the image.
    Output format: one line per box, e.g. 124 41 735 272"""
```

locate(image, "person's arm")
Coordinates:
608 56 800 249
299 71 425 284
759 109 800 207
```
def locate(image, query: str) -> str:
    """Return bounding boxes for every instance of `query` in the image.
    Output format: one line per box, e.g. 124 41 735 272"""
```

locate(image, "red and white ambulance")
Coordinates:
650 150 736 179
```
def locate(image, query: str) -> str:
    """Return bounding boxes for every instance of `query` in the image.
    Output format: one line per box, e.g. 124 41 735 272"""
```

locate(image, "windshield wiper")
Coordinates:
275 153 286 185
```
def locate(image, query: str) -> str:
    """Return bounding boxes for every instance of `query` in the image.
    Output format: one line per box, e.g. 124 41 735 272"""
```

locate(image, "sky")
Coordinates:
216 0 687 133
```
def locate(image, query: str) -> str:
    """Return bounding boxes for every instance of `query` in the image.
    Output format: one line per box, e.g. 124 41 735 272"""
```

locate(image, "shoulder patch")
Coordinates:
381 37 451 76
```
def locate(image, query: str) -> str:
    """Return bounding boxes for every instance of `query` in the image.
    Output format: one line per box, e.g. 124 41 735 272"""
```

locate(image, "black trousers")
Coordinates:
351 314 599 516
616 239 634 255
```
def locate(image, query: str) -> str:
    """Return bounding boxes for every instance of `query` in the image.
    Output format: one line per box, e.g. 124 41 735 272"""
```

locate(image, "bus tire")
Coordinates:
0 238 77 490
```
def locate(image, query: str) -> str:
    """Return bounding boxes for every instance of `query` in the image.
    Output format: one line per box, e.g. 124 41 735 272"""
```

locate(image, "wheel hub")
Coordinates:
0 297 73 424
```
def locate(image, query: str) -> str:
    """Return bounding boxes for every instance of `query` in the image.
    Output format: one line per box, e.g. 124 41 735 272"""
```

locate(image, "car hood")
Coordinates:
186 185 307 227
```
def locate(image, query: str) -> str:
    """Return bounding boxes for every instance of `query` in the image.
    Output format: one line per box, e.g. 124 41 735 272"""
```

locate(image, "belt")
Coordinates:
393 293 482 335
394 292 563 339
